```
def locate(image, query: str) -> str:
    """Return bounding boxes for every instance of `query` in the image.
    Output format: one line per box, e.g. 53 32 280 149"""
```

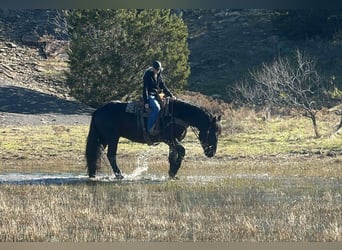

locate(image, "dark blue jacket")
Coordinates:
143 67 173 104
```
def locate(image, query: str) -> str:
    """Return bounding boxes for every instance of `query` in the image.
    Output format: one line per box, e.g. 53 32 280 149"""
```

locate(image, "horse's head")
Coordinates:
199 115 222 157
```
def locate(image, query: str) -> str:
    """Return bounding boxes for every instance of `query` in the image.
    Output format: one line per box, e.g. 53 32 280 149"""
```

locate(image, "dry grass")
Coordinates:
0 180 340 242
0 108 341 242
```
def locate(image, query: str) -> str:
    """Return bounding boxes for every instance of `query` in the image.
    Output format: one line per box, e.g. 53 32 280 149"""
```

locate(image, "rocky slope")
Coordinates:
0 10 93 126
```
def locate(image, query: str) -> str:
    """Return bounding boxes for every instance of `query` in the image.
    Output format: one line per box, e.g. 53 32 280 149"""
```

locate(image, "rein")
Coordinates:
191 125 211 149
168 98 211 147
190 126 200 141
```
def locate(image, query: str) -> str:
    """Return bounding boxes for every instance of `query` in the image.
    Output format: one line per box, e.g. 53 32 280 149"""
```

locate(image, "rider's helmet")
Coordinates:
152 60 163 71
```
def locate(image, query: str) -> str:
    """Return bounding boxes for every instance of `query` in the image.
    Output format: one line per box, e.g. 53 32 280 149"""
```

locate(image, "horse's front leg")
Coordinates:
107 141 124 179
168 143 185 179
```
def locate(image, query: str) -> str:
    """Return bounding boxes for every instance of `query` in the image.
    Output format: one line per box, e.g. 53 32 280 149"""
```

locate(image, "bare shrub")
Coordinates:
235 49 329 138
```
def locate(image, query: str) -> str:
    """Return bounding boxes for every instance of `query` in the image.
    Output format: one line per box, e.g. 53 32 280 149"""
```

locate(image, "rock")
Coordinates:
5 42 16 48
1 63 14 71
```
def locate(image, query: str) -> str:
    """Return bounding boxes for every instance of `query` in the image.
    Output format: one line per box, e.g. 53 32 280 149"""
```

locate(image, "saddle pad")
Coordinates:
125 102 138 114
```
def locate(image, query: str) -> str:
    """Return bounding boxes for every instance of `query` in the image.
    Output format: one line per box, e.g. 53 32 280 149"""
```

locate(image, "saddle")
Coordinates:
125 96 171 145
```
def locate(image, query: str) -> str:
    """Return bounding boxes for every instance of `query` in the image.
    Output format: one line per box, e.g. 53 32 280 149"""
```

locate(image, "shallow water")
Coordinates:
0 171 340 190
0 146 341 189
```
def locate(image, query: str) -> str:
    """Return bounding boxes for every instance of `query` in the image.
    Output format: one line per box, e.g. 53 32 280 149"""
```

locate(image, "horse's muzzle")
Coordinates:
204 145 216 158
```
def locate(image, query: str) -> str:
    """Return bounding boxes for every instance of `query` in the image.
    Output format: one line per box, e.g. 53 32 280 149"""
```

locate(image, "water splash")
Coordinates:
128 147 154 180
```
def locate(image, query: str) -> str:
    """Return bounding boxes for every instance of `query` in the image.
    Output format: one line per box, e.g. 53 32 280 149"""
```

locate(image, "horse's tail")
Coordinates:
85 114 101 178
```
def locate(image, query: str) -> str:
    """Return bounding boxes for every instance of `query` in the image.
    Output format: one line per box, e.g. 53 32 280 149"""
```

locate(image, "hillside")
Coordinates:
183 9 278 97
182 9 342 101
0 9 341 102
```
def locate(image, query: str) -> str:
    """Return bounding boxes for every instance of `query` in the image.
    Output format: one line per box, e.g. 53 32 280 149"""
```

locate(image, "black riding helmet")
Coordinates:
152 60 163 71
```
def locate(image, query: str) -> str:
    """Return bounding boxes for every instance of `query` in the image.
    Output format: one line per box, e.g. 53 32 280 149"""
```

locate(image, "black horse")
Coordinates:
85 99 221 179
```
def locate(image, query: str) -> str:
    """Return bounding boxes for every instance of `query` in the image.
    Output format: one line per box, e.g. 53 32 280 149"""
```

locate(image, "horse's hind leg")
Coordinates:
168 143 185 179
107 141 124 179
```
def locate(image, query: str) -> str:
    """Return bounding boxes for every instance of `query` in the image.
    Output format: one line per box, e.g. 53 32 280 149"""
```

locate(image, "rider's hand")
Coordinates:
171 96 177 100
144 103 149 109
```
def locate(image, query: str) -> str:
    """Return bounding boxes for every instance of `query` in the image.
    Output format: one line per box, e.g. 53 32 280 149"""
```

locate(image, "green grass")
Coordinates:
0 125 88 174
220 116 342 156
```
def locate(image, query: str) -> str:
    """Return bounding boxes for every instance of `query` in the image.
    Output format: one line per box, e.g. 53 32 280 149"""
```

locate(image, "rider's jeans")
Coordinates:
147 95 161 132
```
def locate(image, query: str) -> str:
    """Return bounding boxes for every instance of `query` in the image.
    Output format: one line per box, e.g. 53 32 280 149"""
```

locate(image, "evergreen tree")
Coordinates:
66 9 190 107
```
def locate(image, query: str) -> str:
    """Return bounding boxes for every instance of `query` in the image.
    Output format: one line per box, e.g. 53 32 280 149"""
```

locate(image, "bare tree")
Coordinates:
236 49 327 137
234 78 274 120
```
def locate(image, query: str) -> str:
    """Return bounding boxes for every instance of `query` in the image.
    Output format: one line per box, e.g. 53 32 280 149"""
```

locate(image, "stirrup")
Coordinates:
148 128 159 136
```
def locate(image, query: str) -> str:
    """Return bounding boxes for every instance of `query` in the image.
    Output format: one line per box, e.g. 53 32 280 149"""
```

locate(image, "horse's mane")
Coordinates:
173 99 214 119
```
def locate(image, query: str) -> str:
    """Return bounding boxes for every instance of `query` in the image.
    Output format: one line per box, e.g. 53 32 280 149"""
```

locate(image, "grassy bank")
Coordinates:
1 112 342 177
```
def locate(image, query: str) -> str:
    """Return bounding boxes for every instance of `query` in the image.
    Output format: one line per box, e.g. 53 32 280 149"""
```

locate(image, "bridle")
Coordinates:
190 124 214 153
168 99 217 154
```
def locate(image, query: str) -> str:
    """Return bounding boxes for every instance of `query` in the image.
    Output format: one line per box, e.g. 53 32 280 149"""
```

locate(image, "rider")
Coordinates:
143 60 174 135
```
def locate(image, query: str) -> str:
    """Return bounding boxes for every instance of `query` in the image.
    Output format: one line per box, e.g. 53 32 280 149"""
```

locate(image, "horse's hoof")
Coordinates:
88 176 97 181
168 176 179 180
115 173 124 179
